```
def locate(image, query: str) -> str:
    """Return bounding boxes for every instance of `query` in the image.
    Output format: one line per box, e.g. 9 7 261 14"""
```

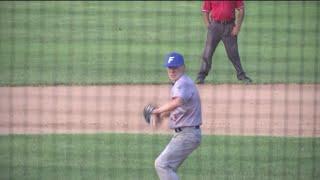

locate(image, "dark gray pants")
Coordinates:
197 21 246 80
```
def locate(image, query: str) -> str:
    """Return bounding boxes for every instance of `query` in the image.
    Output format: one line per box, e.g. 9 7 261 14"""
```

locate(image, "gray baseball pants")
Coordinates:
197 21 247 80
154 127 201 180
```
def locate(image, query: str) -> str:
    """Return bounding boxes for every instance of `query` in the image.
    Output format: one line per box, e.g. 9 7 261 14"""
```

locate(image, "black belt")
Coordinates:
214 19 234 24
174 126 200 133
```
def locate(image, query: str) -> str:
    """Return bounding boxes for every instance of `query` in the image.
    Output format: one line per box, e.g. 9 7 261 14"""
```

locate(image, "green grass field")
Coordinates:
0 1 319 85
0 1 319 180
0 134 319 180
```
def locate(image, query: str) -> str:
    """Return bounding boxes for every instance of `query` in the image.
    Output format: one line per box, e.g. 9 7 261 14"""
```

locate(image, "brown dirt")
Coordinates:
0 84 319 137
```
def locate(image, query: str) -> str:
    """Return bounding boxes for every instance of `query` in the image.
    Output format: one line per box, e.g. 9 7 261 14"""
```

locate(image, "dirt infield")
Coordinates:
0 84 319 137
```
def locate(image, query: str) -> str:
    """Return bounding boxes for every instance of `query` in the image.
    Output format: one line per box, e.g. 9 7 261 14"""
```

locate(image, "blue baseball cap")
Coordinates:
163 51 185 68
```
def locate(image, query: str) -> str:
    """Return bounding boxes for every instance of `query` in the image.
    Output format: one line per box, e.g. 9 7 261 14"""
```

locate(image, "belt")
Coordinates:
214 19 234 24
174 126 200 133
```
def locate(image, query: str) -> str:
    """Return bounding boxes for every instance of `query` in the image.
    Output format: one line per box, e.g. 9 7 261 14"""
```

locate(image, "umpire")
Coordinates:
196 0 252 84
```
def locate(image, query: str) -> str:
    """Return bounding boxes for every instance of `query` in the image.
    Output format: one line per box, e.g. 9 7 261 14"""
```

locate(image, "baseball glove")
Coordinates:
143 104 156 124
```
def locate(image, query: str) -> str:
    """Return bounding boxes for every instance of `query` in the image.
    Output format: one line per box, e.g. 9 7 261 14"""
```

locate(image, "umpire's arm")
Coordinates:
232 7 245 36
202 11 211 28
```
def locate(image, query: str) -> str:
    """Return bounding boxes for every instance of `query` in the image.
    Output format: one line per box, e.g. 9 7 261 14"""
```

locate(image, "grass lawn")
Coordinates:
0 2 319 179
0 1 319 85
0 133 319 180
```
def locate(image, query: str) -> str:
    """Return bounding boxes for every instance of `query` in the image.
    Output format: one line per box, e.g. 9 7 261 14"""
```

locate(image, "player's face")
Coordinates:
167 65 185 82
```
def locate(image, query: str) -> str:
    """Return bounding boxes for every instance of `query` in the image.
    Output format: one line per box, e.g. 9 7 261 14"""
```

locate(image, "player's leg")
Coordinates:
196 23 222 84
154 129 201 180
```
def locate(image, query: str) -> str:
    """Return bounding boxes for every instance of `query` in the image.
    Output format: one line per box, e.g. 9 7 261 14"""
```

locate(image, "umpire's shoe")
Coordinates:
238 76 252 84
195 77 205 84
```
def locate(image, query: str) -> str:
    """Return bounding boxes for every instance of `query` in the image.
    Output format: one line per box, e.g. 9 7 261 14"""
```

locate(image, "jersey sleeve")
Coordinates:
202 1 212 12
235 0 244 9
172 83 193 103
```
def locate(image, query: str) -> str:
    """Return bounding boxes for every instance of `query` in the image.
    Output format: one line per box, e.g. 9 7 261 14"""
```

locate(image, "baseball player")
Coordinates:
196 0 252 84
151 52 202 180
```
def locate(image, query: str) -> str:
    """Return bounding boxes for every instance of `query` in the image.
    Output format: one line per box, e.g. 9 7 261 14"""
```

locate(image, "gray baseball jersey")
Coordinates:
169 74 202 129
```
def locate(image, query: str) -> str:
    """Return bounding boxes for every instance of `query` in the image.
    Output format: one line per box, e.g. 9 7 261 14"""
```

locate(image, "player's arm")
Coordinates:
152 97 183 115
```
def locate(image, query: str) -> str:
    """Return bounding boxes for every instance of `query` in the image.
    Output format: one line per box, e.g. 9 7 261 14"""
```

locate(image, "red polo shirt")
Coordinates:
202 0 244 21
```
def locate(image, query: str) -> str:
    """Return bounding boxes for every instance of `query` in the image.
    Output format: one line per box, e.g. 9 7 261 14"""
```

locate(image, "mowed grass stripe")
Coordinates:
0 1 319 85
0 133 319 180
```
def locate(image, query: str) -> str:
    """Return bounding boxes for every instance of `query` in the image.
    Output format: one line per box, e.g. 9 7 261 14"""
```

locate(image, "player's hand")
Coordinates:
151 113 162 127
151 111 169 128
143 104 156 124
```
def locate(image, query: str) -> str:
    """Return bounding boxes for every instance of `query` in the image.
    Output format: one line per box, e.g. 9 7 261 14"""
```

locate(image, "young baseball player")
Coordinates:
152 51 202 180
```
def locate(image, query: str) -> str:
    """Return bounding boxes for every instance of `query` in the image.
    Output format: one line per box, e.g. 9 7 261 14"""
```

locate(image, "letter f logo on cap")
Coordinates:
164 51 184 68
168 56 174 64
